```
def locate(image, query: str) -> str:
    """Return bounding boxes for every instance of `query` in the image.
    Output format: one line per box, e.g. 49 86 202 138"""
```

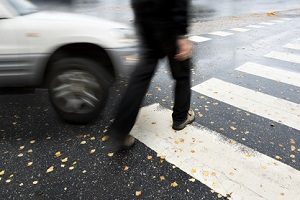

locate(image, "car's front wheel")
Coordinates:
48 57 112 124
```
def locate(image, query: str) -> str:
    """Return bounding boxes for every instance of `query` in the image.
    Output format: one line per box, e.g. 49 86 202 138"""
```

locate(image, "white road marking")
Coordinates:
281 18 292 21
131 103 300 200
284 43 300 50
236 62 300 87
230 28 250 32
265 51 300 64
188 36 211 43
246 25 264 28
271 20 285 23
208 31 234 37
259 22 275 25
192 78 300 131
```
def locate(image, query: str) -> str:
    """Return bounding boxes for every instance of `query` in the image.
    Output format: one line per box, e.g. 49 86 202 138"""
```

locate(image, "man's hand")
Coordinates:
174 38 193 61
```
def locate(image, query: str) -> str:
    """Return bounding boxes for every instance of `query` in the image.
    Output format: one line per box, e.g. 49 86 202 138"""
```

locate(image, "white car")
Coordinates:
0 0 138 123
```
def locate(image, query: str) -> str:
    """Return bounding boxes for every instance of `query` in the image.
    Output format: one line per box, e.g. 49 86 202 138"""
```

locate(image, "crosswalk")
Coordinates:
189 17 292 43
131 33 300 199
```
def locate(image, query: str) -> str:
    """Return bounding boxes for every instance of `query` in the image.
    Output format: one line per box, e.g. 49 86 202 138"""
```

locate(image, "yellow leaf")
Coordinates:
30 140 36 144
202 171 209 177
90 137 96 141
46 166 54 173
80 141 87 145
55 151 62 157
61 158 68 163
107 153 114 157
275 155 282 160
27 162 33 167
124 166 129 171
101 135 109 142
135 191 142 197
0 170 4 176
191 168 197 173
160 176 165 181
171 181 178 187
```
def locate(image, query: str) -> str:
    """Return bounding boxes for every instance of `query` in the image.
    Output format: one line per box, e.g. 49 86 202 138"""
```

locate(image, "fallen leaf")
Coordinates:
19 183 24 186
61 158 68 163
189 178 196 182
72 161 77 165
69 166 75 170
17 153 23 157
90 137 96 141
187 189 190 192
27 162 33 167
135 191 142 197
160 176 165 181
30 140 36 144
55 151 62 157
230 126 237 131
0 170 4 176
191 168 197 173
275 155 282 160
82 170 87 174
171 181 178 187
290 139 296 145
217 194 223 198
291 145 296 151
61 164 65 168
267 12 276 16
202 171 209 177
46 166 54 173
19 146 25 150
290 154 295 159
101 135 109 142
90 149 96 154
147 155 152 160
6 179 11 183
28 149 33 153
33 181 38 185
124 166 129 171
80 141 87 145
107 153 114 157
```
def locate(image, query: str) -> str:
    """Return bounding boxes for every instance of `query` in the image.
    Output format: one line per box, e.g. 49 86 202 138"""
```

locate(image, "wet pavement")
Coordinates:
1 1 300 199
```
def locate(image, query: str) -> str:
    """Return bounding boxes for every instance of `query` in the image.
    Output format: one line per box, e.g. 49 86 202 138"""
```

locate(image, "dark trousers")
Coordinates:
110 39 191 138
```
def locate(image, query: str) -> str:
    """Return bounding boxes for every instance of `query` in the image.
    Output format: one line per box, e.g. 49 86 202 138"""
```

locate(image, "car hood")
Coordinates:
25 11 130 30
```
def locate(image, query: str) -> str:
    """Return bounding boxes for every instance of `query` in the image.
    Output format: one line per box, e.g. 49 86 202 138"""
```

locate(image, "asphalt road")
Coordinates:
1 1 300 200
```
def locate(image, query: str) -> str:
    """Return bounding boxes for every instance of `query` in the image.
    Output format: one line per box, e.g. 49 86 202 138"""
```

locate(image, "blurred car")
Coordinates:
0 0 138 123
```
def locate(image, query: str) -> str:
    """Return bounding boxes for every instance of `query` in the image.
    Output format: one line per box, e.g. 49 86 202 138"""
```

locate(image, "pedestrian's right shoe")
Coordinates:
172 109 195 131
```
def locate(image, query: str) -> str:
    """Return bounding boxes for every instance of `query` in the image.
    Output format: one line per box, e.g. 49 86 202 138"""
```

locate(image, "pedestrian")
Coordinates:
108 0 194 151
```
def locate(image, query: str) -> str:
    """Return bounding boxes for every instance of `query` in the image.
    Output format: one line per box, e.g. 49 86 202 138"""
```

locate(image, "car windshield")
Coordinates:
7 0 38 15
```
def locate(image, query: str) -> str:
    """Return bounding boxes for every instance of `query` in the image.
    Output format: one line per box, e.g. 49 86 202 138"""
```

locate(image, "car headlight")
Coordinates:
112 28 139 45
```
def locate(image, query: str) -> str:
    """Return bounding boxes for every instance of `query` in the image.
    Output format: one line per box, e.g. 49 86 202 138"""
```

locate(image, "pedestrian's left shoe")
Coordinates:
106 134 136 153
172 109 195 131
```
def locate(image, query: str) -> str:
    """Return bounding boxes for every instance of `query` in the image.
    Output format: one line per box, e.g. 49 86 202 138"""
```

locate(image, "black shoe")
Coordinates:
106 135 136 153
172 109 195 131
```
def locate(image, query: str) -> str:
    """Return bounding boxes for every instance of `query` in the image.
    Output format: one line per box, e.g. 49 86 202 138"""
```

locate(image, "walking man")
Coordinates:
109 0 194 150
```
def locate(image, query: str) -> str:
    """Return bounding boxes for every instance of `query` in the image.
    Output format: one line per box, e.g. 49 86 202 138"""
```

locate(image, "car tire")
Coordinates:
47 57 112 124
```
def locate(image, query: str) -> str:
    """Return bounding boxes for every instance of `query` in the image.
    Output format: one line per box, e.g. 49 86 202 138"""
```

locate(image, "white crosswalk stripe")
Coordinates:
259 22 275 25
192 78 300 131
271 20 285 23
230 28 250 32
131 104 300 200
189 36 211 43
265 51 300 64
284 43 300 50
236 62 300 87
246 25 264 28
208 31 234 37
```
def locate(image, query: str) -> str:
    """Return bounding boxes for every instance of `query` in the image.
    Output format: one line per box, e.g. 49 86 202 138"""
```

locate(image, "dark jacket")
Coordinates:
131 0 190 56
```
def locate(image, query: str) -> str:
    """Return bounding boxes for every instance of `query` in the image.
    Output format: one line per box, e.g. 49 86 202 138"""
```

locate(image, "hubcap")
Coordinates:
51 70 103 114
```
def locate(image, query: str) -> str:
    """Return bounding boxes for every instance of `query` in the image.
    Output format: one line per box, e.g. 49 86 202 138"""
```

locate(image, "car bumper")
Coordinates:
106 47 139 77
